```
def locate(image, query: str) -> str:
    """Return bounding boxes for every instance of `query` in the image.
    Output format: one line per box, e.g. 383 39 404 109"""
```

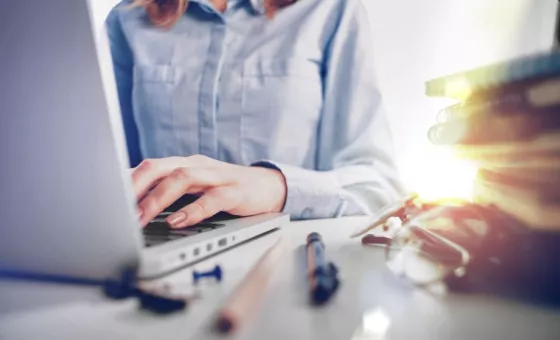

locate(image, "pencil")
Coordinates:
214 237 284 334
349 218 390 239
349 193 420 238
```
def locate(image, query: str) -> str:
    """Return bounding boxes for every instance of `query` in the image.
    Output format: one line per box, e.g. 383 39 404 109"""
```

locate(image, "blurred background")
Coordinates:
90 0 559 201
362 0 557 201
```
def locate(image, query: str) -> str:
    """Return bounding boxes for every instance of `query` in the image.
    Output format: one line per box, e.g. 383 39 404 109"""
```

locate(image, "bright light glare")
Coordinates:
363 309 391 335
399 143 478 201
352 308 391 340
398 0 537 202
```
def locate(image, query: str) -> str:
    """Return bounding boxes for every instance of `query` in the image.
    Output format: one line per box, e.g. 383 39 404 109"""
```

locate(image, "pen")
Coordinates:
306 232 340 305
215 237 284 334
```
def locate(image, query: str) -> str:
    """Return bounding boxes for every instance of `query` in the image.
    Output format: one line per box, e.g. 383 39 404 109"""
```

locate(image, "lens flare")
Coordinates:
399 143 478 201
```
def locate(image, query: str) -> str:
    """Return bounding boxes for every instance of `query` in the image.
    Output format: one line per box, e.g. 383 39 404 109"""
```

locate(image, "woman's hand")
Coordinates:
132 155 287 228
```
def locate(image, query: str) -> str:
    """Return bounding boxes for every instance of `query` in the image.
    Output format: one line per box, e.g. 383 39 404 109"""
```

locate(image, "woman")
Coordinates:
106 0 404 229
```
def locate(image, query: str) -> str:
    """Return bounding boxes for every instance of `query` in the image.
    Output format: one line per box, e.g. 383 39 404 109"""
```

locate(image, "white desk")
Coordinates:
1 217 560 340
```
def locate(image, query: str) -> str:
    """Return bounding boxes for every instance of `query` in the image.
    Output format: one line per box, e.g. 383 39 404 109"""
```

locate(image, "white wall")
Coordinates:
90 0 120 33
89 0 559 199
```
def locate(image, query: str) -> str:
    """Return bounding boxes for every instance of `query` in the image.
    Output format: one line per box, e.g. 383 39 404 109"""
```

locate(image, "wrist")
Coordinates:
250 161 287 213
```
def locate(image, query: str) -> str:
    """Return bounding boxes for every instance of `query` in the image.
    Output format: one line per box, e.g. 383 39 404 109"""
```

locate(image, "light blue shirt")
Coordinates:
106 0 404 220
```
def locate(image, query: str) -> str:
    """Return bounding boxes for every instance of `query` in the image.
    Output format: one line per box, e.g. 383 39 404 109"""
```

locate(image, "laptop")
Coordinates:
0 0 288 282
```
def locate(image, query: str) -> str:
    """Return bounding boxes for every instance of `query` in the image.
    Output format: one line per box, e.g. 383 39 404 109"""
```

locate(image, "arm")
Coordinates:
260 0 405 220
106 7 142 168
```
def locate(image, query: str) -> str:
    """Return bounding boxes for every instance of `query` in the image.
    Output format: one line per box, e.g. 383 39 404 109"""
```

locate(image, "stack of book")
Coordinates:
425 51 560 231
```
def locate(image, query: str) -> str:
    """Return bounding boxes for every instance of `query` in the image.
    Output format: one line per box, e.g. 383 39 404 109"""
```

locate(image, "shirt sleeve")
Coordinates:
106 7 142 168
255 0 406 220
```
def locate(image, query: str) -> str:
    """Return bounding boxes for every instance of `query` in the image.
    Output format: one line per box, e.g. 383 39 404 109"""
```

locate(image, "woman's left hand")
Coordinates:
132 155 287 228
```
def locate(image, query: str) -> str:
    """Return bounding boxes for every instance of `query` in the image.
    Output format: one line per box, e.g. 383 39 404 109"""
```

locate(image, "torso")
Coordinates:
117 0 342 168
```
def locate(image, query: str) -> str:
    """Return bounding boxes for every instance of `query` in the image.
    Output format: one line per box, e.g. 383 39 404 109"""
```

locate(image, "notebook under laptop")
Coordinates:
0 0 288 282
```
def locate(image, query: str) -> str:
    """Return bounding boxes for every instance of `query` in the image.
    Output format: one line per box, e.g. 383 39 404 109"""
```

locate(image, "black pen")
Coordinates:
306 232 339 305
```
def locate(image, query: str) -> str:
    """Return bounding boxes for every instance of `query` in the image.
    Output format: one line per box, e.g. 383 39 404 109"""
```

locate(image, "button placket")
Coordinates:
198 22 227 158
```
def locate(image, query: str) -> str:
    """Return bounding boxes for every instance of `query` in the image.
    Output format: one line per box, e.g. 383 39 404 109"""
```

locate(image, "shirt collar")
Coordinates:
247 0 266 14
188 0 265 14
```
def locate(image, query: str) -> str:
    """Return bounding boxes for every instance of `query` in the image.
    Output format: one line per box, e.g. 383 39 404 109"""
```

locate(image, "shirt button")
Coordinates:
302 208 313 219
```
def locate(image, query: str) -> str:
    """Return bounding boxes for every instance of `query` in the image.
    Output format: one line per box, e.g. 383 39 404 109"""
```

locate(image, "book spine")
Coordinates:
437 91 527 123
476 168 558 191
428 114 543 145
475 173 560 204
425 52 560 99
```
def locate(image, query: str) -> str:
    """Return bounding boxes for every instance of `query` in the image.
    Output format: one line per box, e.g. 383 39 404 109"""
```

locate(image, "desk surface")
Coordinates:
1 217 560 340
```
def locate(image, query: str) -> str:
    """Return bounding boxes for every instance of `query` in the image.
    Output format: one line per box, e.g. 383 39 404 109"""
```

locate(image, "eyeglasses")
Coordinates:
358 196 494 286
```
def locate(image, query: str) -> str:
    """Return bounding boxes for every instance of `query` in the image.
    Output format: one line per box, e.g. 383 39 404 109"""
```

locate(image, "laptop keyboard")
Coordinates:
143 212 226 248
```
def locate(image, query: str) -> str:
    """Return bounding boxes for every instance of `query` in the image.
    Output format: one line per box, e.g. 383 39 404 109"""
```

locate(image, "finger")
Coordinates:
166 189 225 229
131 155 230 201
138 168 227 226
131 159 177 201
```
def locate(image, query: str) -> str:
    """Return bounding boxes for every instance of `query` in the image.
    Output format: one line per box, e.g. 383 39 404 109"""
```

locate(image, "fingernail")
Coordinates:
137 208 144 220
167 212 187 228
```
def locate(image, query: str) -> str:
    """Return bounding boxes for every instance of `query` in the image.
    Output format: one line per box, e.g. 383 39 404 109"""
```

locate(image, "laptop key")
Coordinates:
195 224 215 232
150 212 173 223
170 229 200 237
143 219 227 247
196 223 226 231
144 236 174 247
210 223 226 229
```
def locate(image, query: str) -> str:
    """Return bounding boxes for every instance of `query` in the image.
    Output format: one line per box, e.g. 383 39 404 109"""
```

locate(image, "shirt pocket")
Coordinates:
241 58 323 165
132 65 181 158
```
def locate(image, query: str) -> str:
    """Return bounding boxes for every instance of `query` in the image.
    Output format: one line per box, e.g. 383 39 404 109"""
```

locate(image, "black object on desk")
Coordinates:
0 267 187 314
306 232 340 305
